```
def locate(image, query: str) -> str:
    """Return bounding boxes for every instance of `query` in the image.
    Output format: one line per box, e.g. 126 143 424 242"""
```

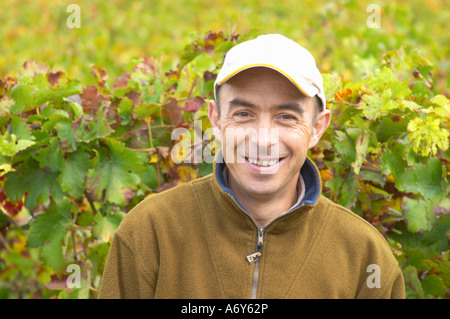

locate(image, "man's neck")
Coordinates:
228 174 300 227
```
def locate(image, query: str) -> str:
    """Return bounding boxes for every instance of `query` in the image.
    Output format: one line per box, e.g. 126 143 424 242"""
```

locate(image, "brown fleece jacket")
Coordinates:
98 157 405 299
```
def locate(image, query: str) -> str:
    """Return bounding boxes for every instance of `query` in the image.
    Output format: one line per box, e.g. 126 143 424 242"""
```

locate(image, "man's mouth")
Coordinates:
245 157 281 167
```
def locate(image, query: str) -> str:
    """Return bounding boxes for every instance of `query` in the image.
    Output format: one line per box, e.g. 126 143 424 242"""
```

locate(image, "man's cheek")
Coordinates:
223 127 252 164
222 131 239 164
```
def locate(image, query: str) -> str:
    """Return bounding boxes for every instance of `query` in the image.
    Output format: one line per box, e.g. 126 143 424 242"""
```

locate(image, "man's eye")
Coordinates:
279 114 296 120
236 112 250 117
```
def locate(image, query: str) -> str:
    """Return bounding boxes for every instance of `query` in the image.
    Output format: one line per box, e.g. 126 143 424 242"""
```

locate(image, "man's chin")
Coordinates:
236 177 282 197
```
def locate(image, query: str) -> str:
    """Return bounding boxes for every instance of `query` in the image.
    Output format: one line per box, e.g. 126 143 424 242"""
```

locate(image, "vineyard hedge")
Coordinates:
0 31 449 299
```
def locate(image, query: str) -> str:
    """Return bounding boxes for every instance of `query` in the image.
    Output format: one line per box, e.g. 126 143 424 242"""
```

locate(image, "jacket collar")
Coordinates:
214 152 322 214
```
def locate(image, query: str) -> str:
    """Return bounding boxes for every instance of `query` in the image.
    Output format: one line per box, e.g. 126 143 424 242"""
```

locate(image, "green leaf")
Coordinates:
133 103 160 119
0 131 36 157
26 199 72 247
138 164 159 189
89 138 145 205
10 115 34 140
179 44 203 70
333 130 356 164
421 274 446 298
407 117 449 157
423 257 450 287
403 247 425 269
59 149 91 199
4 159 64 212
32 73 54 105
375 117 408 143
339 171 358 208
401 100 422 112
397 158 444 199
402 197 434 233
359 170 386 187
362 67 397 93
403 265 425 299
142 79 163 104
93 211 125 242
11 84 35 114
75 208 95 227
62 97 84 120
353 132 370 175
381 142 407 179
117 96 134 125
75 106 114 142
41 231 65 274
388 81 411 99
429 94 450 111
55 79 83 100
54 119 78 151
33 137 63 172
198 161 213 177
360 94 383 120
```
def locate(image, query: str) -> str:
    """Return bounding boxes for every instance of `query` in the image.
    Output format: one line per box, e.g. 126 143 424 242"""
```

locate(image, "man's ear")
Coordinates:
208 99 222 142
308 109 331 149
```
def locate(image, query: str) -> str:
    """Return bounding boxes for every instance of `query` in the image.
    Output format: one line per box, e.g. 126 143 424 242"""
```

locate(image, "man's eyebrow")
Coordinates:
272 103 305 116
228 98 257 110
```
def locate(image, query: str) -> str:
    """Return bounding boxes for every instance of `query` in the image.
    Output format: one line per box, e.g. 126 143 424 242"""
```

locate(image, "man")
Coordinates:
99 34 405 298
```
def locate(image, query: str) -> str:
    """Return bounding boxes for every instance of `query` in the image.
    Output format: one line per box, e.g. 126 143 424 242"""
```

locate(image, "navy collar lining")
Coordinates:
215 153 321 212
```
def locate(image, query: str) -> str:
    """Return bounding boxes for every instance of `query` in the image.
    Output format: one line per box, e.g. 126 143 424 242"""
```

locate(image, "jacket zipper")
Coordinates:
247 227 264 299
225 192 307 298
245 204 306 298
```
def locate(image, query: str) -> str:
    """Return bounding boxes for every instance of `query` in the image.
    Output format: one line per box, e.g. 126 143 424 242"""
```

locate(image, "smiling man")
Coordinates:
210 66 330 227
99 34 405 299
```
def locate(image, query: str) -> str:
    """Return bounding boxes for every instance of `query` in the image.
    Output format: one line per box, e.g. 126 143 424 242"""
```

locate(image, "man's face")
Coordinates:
209 67 329 201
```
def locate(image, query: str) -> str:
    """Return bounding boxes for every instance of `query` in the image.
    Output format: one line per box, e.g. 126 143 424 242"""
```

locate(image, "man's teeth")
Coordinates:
247 158 279 166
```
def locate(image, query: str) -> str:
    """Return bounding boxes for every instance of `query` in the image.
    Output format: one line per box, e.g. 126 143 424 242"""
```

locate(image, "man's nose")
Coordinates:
249 123 279 156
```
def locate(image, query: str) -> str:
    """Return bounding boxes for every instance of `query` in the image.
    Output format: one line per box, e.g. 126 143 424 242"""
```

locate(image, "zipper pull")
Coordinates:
246 228 264 264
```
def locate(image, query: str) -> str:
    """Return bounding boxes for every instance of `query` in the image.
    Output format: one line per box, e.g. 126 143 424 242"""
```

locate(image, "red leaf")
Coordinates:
80 85 105 113
47 71 64 87
204 45 215 54
433 206 450 219
45 273 68 290
125 91 140 105
185 96 205 112
132 57 157 77
162 97 183 123
204 32 218 42
203 71 216 83
113 72 131 89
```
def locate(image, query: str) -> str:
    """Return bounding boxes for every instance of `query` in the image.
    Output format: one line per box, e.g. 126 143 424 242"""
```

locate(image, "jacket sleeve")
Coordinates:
383 265 406 299
98 232 156 299
356 262 406 299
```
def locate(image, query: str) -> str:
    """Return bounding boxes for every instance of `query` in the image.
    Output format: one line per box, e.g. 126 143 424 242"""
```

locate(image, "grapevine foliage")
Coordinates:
0 31 449 299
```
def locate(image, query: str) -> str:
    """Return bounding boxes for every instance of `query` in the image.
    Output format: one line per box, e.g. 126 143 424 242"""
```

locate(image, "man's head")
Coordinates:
208 34 330 201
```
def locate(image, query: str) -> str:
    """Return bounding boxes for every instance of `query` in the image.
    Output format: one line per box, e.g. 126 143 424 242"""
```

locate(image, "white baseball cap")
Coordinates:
214 34 326 110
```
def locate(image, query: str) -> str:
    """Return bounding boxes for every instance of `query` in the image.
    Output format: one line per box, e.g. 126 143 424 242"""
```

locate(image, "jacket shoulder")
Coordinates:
315 194 399 268
115 174 214 236
317 195 389 244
